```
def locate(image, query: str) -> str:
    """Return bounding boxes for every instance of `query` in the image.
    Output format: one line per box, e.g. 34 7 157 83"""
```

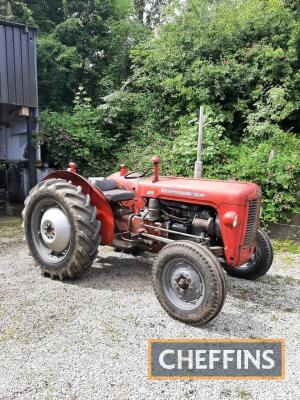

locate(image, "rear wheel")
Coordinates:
22 178 100 279
222 228 273 280
152 241 226 325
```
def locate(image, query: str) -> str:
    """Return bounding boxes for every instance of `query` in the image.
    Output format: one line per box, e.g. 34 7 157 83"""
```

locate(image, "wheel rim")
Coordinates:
162 258 205 310
30 199 71 264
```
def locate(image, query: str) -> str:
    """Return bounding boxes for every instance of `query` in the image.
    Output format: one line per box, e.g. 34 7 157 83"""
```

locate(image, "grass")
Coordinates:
220 388 232 397
239 389 252 399
0 327 16 342
0 216 22 241
282 255 294 266
272 239 300 254
0 216 22 226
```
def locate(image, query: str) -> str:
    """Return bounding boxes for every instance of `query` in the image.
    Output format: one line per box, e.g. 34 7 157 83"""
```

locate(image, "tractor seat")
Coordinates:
89 178 135 202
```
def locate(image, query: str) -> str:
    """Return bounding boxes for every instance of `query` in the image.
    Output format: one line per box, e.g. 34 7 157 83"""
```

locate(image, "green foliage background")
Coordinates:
1 0 300 223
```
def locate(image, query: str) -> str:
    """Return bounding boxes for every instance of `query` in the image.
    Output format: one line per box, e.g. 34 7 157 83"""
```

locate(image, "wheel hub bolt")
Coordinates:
44 223 55 240
177 276 190 291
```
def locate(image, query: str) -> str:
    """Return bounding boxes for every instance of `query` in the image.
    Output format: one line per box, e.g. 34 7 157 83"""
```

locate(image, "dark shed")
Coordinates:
0 20 38 108
0 20 51 206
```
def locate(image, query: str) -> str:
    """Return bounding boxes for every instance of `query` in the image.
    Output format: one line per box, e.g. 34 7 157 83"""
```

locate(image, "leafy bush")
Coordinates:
39 91 116 177
227 132 300 223
113 0 300 224
116 113 300 224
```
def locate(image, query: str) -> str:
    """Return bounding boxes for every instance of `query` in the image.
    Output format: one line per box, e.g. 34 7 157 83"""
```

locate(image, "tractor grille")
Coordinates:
243 198 260 248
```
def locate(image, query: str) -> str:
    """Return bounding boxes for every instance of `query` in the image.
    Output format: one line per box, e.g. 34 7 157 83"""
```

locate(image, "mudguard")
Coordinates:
43 170 114 245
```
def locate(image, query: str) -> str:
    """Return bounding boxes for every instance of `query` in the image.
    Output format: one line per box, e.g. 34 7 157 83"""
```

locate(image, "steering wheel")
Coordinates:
124 168 152 179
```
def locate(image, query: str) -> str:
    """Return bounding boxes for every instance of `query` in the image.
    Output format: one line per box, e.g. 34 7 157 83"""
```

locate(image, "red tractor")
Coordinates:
22 157 273 325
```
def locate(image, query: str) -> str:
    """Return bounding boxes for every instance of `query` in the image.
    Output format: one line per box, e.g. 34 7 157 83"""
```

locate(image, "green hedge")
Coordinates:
115 125 300 224
39 0 300 225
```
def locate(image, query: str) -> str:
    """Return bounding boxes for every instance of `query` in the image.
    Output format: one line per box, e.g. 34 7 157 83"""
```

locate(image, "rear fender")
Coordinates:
43 170 114 245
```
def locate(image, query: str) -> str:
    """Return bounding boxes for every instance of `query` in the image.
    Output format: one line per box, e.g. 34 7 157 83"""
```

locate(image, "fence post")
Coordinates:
194 105 204 178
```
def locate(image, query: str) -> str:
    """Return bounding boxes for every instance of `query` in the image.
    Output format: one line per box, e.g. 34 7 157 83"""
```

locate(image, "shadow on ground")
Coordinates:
67 252 300 326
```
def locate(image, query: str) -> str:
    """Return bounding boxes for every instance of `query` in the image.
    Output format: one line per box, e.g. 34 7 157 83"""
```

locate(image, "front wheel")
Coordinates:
222 228 273 280
152 241 226 325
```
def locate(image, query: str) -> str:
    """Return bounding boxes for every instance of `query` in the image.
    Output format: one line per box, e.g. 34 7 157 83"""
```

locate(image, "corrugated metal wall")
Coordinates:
0 20 38 108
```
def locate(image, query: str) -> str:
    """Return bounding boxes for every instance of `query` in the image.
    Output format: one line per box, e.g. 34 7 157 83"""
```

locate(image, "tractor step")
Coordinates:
112 238 136 251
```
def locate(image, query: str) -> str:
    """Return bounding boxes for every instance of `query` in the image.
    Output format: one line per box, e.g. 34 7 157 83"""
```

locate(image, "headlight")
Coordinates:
223 211 239 228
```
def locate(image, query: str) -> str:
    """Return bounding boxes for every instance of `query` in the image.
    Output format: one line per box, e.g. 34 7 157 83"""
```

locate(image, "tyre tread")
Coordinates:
152 241 226 325
22 178 101 279
223 228 273 280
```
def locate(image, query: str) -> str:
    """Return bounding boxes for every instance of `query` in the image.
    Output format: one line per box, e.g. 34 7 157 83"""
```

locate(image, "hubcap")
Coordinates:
40 207 71 252
162 260 205 310
30 199 72 264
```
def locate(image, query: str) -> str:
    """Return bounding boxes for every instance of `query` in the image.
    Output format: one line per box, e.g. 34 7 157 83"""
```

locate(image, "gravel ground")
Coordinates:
0 217 299 400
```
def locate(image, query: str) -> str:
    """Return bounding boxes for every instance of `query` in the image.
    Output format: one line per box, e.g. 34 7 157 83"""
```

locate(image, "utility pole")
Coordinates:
194 105 204 178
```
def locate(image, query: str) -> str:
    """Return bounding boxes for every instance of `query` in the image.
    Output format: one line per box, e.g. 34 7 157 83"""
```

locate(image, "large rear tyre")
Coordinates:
222 228 273 280
152 241 227 325
22 178 101 279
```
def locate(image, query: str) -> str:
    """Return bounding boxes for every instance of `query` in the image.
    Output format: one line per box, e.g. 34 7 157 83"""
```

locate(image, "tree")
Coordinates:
109 0 300 222
1 0 149 109
0 0 34 24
